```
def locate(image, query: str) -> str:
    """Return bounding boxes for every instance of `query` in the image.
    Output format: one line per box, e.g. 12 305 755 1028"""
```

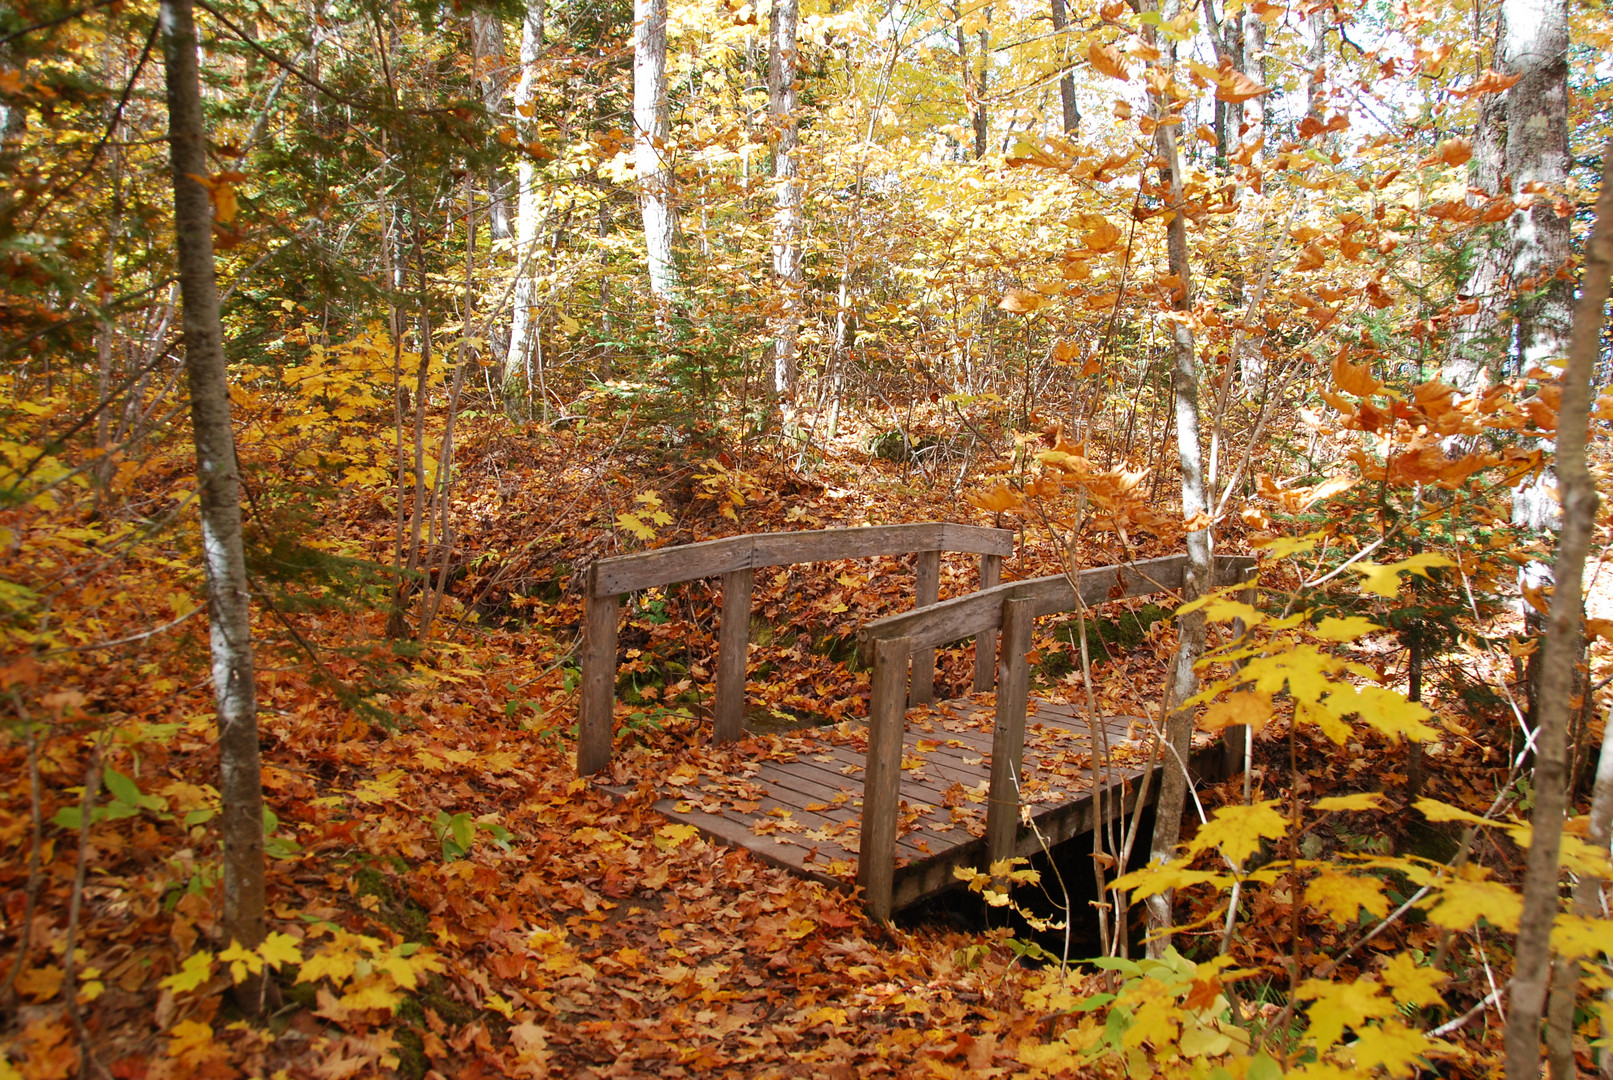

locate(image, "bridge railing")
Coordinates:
577 523 1017 777
852 552 1259 920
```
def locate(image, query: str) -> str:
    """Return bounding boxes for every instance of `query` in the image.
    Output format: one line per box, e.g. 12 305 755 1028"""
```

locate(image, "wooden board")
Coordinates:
591 523 1015 596
601 692 1231 913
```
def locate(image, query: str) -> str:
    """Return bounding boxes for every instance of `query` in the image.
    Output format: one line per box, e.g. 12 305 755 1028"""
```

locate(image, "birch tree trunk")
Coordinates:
504 0 546 388
1503 139 1612 1080
1141 4 1212 958
1445 88 1507 392
1049 0 1079 136
1504 0 1571 533
159 0 266 1005
634 0 677 303
769 0 803 403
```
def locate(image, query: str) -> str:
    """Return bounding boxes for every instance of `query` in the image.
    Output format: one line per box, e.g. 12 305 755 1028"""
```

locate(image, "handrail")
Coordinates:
588 522 1014 596
854 552 1260 921
578 522 1017 776
855 553 1250 662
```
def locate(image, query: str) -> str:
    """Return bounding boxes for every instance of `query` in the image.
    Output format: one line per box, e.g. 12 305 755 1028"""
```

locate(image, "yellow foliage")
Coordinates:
1185 800 1288 866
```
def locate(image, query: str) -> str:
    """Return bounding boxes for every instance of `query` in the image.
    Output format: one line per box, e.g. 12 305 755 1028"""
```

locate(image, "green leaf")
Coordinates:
103 766 143 807
52 806 82 830
450 813 474 852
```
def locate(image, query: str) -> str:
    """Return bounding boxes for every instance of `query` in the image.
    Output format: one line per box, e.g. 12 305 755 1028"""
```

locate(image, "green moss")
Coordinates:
353 866 431 943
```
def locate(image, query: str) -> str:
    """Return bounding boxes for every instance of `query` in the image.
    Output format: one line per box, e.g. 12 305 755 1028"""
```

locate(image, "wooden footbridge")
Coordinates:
579 523 1256 920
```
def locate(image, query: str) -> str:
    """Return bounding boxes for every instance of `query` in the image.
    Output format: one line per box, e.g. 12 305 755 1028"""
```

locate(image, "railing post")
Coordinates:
578 565 620 777
909 550 941 706
984 596 1034 873
859 635 911 923
1222 564 1259 777
973 553 1003 692
713 567 754 743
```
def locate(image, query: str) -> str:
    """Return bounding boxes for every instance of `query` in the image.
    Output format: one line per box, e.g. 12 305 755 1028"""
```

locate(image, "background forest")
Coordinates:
4 0 1613 1072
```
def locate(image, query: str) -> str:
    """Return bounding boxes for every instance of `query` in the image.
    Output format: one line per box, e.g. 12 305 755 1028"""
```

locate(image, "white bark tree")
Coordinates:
159 0 266 1007
504 0 547 388
634 0 677 303
769 0 803 402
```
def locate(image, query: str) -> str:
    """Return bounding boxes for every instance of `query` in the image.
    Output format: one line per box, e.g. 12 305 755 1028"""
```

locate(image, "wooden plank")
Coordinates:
577 580 619 777
857 554 1258 662
909 550 941 706
713 568 754 743
985 597 1034 872
591 524 1015 596
858 636 911 923
974 553 1002 692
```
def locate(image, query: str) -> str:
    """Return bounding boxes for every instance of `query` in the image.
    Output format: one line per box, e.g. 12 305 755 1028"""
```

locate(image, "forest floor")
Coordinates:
1 417 1598 1078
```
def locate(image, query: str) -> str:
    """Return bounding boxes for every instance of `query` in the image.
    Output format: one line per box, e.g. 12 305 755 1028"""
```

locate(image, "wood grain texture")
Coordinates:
713 568 754 743
591 523 1015 596
857 554 1259 662
974 553 1002 692
909 549 941 707
578 584 620 776
858 636 911 923
985 597 1033 870
597 694 1225 915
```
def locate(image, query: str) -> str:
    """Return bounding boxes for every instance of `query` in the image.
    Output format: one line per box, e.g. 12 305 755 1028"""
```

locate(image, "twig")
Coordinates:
1431 986 1505 1038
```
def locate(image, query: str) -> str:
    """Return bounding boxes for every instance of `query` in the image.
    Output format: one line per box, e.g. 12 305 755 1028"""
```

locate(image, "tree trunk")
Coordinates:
504 0 546 388
1503 139 1612 1080
1446 88 1507 392
973 20 989 159
769 0 803 403
634 0 677 303
1049 0 1079 136
159 0 266 1009
1141 2 1212 959
470 12 512 241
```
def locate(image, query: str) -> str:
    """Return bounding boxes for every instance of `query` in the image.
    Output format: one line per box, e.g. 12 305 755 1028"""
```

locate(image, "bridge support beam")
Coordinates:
859 635 912 923
909 550 941 706
984 596 1034 875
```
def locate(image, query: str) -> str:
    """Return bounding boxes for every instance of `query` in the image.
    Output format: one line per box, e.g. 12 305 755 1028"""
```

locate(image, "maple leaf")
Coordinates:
968 483 1024 514
1423 866 1521 931
1312 792 1386 812
1414 797 1493 826
1311 615 1380 642
1110 861 1226 900
1088 42 1129 80
1381 952 1447 1009
1306 870 1389 923
159 951 215 994
219 939 265 983
1331 350 1382 396
1350 553 1454 597
1186 800 1288 866
1296 978 1394 1049
1353 1018 1451 1077
1199 690 1272 735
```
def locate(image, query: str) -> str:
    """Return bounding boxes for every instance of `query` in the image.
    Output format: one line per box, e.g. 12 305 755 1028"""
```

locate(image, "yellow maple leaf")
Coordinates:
658 822 701 846
159 951 215 994
297 946 358 986
1305 870 1389 923
1320 683 1437 742
375 945 443 990
252 932 301 972
1424 867 1521 932
167 1019 217 1061
1351 553 1454 597
1311 793 1386 814
219 939 264 984
1414 797 1493 826
1311 615 1381 642
1186 800 1288 866
339 977 402 1014
1110 861 1227 901
1199 690 1272 735
1296 978 1394 1049
616 512 656 540
1352 1017 1450 1077
1381 952 1447 1009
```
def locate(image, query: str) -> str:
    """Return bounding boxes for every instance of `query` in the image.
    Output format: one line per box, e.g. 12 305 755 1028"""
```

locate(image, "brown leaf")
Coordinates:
1088 42 1129 81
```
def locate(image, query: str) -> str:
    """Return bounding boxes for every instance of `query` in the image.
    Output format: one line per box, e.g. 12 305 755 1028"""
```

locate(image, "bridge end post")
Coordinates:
859 635 911 923
578 569 620 777
714 568 755 743
1221 562 1259 778
973 553 1003 692
984 596 1034 877
909 550 941 706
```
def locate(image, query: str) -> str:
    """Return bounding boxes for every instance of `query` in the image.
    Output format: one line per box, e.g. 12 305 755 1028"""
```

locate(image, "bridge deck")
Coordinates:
605 692 1230 913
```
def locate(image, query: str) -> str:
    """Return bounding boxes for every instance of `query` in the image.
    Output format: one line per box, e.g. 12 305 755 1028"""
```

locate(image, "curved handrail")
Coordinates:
589 522 1014 596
